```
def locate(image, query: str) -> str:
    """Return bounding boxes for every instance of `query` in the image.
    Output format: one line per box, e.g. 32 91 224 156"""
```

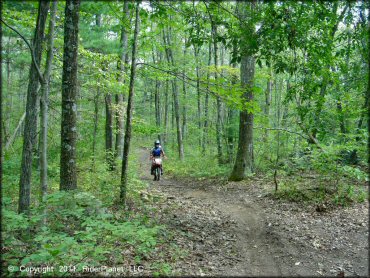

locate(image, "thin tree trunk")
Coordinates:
5 37 11 141
115 0 129 159
182 41 187 140
163 78 169 146
211 22 223 164
19 0 50 214
105 93 115 170
202 42 212 154
60 0 80 191
40 0 57 202
92 86 99 167
194 45 202 147
163 27 184 160
152 49 161 140
227 45 238 162
264 65 272 141
274 76 282 191
226 108 237 163
120 1 140 205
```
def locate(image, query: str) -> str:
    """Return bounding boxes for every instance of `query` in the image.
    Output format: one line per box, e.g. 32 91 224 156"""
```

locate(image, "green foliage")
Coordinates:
166 146 231 178
3 190 163 276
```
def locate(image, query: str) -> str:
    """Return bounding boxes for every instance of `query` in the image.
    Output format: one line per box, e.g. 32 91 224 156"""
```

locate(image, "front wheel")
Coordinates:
155 167 160 181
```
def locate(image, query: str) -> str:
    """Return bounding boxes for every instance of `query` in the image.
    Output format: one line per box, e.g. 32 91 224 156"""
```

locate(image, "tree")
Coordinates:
115 0 130 159
40 0 58 201
163 24 184 160
229 2 256 181
120 1 140 205
18 0 50 214
60 0 81 191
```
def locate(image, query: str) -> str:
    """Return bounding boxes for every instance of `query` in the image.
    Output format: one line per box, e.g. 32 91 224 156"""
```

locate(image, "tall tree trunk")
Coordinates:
0 0 2 181
5 37 11 142
92 86 99 167
367 2 370 165
120 1 140 205
163 27 184 160
40 0 57 202
226 108 237 163
229 2 256 181
0 0 2 174
152 49 161 140
202 42 212 154
163 78 169 147
182 40 187 140
115 0 129 159
264 65 273 141
60 0 80 191
227 45 238 162
105 93 114 170
19 0 50 214
194 45 202 147
211 22 223 164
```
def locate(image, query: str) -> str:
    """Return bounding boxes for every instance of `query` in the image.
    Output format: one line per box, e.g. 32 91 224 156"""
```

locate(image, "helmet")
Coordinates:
154 140 160 147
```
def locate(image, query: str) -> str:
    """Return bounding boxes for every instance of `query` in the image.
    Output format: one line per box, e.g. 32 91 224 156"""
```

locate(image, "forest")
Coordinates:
1 0 369 276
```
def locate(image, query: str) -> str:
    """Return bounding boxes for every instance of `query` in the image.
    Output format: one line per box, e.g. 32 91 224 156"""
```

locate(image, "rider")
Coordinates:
150 140 166 175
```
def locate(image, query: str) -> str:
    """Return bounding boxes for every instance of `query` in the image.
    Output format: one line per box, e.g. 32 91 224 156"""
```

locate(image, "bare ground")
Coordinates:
138 148 369 277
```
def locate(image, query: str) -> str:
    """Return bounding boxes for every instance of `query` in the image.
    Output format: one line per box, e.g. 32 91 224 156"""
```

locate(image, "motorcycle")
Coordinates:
152 158 162 181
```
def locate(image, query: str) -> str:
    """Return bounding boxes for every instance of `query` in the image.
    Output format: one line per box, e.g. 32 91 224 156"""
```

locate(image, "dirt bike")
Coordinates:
152 158 162 181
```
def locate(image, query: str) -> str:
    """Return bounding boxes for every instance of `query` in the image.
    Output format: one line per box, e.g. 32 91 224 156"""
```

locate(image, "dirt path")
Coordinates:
138 148 368 276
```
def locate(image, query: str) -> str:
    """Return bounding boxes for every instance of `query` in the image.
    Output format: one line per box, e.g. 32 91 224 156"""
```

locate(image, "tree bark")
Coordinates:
152 49 161 140
163 27 184 160
105 93 115 170
211 21 223 164
120 1 140 205
60 0 80 191
229 2 256 181
115 0 129 159
40 0 57 201
202 42 212 154
19 0 50 214
229 56 255 181
182 44 187 140
264 65 272 141
92 86 99 167
194 45 202 147
163 78 169 146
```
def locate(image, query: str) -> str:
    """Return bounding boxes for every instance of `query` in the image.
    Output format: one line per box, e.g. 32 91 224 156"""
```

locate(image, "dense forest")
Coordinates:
1 0 369 276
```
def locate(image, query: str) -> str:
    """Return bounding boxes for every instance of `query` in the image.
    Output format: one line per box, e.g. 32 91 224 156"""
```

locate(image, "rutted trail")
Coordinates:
138 148 368 276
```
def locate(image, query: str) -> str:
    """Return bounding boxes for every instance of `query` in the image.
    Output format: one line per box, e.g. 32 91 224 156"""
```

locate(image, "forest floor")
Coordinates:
137 148 368 277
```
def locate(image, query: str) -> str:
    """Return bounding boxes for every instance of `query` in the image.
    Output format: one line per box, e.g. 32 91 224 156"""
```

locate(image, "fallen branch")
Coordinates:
297 122 325 151
5 112 26 151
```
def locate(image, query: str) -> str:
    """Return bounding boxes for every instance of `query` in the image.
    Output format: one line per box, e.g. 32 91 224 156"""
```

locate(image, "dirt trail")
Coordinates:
138 148 368 276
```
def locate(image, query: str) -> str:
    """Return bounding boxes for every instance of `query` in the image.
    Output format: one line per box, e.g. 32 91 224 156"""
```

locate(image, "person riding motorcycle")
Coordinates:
150 140 166 176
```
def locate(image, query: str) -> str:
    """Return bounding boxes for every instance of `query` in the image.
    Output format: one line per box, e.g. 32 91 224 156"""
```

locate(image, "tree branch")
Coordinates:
1 18 45 83
253 126 309 140
136 62 224 100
